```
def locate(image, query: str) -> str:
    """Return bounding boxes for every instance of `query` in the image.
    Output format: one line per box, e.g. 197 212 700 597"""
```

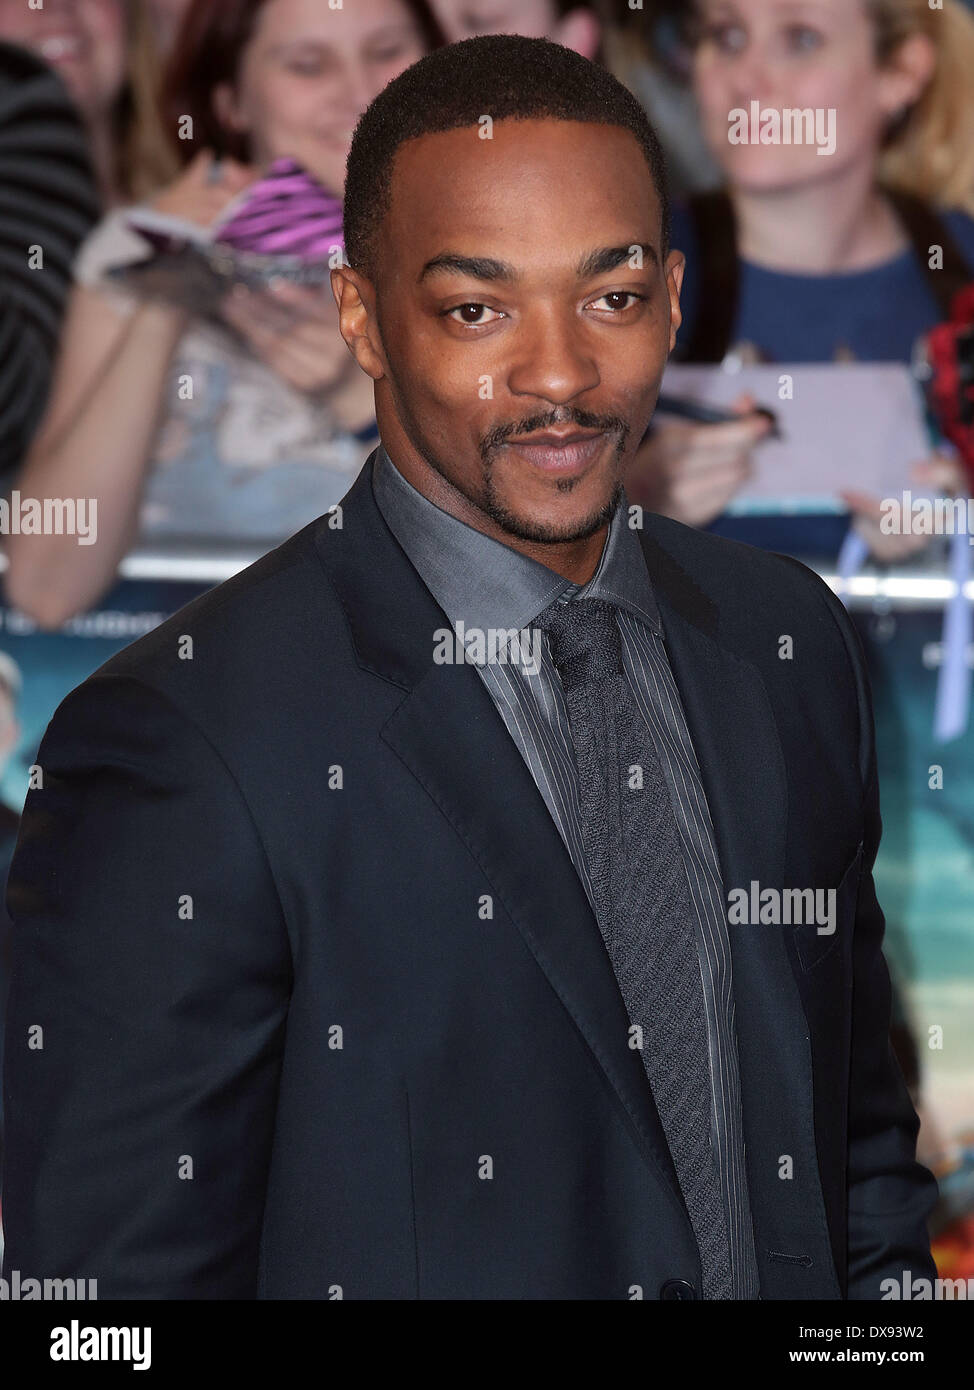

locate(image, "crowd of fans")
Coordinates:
0 0 970 624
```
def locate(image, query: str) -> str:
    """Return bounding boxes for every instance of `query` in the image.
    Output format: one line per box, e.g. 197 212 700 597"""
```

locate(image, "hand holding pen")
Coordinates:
628 392 775 526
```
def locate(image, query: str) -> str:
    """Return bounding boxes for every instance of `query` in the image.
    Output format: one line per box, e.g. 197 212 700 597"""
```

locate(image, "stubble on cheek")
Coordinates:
476 431 629 545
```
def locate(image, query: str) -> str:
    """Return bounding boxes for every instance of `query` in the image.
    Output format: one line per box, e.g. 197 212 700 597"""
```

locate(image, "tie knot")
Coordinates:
536 597 622 690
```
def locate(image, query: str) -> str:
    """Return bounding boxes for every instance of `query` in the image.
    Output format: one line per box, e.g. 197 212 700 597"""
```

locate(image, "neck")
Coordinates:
732 161 907 273
510 529 608 586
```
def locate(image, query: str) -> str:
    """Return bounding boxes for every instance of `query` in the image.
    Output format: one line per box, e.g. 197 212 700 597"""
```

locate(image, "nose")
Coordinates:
337 58 384 122
311 59 372 132
506 304 601 406
724 41 775 107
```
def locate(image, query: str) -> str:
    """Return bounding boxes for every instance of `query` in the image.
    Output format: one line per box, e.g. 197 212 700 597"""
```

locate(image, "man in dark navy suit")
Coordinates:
1 36 937 1299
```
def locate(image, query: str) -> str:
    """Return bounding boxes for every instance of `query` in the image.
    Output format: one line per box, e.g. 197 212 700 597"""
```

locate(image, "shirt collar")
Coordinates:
371 440 663 644
572 484 663 635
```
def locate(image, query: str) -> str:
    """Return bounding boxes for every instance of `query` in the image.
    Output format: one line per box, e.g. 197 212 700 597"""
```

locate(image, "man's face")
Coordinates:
340 118 683 548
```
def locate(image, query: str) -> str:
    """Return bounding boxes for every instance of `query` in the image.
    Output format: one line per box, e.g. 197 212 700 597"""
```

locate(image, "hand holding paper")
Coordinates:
220 280 349 395
628 393 773 526
840 452 969 561
107 156 345 320
147 150 256 232
657 363 934 516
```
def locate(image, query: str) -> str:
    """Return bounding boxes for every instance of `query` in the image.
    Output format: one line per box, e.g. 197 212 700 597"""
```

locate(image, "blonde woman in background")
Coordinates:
622 0 974 551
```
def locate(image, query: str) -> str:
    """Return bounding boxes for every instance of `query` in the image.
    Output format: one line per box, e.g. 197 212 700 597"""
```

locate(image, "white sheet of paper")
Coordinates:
658 363 932 514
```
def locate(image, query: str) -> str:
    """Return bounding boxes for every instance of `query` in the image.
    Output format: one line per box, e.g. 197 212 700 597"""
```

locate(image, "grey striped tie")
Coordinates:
536 596 733 1299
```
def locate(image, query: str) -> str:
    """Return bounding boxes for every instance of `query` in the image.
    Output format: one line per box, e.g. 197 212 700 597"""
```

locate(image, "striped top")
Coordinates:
215 157 344 260
0 42 99 480
372 442 761 1299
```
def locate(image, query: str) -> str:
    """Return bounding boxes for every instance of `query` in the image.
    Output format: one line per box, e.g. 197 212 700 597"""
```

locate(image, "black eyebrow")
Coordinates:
417 242 658 285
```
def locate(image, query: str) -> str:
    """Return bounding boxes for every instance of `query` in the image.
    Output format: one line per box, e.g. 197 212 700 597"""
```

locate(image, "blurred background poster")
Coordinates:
855 605 974 1280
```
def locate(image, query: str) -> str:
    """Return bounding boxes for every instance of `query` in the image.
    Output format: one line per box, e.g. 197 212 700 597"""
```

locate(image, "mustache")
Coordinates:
481 411 629 455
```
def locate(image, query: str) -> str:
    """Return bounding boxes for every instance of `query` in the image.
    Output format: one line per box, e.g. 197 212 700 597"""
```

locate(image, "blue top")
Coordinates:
666 202 974 554
669 203 974 365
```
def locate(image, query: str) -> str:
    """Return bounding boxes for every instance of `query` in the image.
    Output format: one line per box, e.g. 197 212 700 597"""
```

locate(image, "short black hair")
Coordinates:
343 34 670 285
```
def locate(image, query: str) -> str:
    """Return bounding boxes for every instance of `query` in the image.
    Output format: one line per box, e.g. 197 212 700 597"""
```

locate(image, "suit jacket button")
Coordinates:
659 1279 697 1300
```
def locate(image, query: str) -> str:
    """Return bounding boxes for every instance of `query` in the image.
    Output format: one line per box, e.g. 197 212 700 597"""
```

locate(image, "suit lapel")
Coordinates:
638 526 788 910
317 455 821 1277
318 455 688 1220
382 654 696 1219
639 522 837 1291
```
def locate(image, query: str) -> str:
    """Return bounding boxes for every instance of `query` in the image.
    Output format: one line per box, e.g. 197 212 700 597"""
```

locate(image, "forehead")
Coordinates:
253 0 417 45
382 119 659 275
697 0 853 20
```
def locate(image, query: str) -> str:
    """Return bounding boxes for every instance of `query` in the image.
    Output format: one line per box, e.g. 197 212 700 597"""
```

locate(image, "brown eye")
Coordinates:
444 303 503 325
590 292 646 312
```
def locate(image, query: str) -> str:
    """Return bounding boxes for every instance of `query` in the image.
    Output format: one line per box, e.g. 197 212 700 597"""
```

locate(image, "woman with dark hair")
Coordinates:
163 0 445 201
5 0 445 627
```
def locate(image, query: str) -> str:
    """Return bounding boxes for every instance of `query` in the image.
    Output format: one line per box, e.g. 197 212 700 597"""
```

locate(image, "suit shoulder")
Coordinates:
638 509 838 616
70 517 347 710
638 511 867 758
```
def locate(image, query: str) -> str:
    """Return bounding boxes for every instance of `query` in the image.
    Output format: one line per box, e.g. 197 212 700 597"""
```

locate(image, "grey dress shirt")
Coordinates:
372 441 760 1298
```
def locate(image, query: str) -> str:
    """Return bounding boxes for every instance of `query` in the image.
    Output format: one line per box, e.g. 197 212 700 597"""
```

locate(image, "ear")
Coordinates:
330 265 387 382
665 250 685 354
876 32 937 119
213 80 248 135
552 9 601 61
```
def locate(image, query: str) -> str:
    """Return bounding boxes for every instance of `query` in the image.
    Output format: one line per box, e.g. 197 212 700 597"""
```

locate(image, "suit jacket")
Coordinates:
1 449 938 1299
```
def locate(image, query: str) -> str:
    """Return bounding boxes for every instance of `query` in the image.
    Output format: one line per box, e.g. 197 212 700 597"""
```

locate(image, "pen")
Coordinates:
654 392 780 437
